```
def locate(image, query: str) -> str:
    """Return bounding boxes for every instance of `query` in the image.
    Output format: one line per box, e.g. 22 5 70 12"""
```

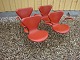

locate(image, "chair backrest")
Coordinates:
49 11 64 24
21 15 41 32
39 5 52 16
16 7 33 19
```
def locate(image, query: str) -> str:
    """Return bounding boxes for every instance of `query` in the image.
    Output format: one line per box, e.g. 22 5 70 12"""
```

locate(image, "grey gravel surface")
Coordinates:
0 11 80 60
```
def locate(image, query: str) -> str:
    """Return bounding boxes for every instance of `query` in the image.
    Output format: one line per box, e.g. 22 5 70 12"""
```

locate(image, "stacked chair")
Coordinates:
16 5 70 42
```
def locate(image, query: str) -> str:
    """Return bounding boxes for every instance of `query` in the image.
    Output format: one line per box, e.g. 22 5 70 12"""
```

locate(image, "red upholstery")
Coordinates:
22 15 48 42
49 11 70 33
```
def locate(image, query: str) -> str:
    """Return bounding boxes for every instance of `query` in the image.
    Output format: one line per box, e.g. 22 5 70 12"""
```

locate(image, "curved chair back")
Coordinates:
49 11 64 24
16 7 33 19
22 15 41 32
39 5 52 16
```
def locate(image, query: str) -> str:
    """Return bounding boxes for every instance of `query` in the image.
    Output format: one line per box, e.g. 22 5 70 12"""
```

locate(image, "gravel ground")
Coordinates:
0 11 80 60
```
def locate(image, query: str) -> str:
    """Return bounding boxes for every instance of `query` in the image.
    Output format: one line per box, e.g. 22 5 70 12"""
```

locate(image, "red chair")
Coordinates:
16 7 33 33
48 11 70 34
21 15 48 42
39 5 52 23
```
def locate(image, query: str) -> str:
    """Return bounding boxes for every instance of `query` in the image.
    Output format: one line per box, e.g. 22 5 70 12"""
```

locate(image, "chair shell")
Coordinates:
49 11 70 34
21 15 48 42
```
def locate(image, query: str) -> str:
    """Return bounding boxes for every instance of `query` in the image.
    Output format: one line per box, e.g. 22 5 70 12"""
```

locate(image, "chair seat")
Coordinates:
52 24 70 33
28 30 48 42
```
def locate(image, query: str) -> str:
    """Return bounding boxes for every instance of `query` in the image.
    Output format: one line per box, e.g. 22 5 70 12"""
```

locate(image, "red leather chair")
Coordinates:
16 7 33 33
21 15 48 42
48 11 70 34
38 5 52 23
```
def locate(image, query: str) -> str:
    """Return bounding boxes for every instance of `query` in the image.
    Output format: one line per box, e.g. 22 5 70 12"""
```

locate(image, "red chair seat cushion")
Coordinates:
28 30 48 42
52 24 70 33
